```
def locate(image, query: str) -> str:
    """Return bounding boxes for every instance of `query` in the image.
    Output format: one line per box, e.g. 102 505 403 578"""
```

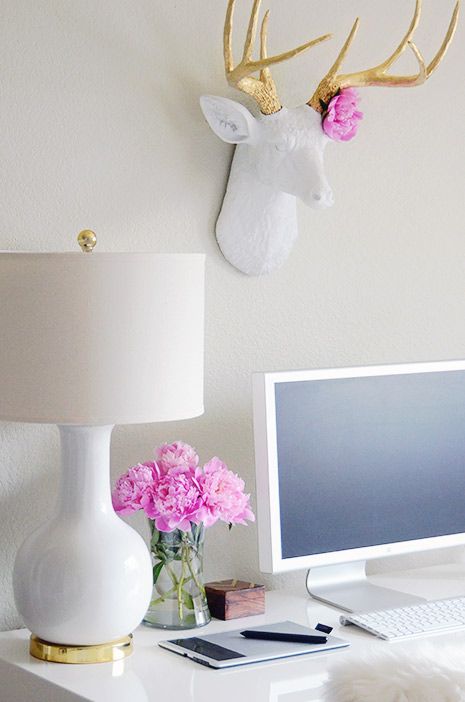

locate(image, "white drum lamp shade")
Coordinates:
0 252 204 424
0 249 205 663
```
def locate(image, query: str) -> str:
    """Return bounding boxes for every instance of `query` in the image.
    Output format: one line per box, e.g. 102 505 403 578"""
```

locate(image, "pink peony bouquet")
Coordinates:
112 441 255 532
322 88 363 142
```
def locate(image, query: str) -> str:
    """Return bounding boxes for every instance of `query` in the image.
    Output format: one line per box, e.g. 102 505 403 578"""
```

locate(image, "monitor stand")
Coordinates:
306 561 427 613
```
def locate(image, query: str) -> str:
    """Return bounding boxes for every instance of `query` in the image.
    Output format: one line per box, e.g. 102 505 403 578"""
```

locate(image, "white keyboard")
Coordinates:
340 597 465 641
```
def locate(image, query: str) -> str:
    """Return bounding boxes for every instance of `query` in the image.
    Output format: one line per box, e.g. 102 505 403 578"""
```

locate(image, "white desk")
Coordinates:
2 564 465 702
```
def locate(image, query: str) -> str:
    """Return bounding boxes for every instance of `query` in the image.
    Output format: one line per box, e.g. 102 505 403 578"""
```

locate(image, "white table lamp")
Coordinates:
0 233 205 663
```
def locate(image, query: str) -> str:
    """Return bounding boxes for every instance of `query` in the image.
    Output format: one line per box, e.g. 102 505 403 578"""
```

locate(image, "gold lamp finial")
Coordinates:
77 230 97 253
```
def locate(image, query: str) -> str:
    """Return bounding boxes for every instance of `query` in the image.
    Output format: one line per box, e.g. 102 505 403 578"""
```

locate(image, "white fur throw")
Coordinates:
324 643 465 702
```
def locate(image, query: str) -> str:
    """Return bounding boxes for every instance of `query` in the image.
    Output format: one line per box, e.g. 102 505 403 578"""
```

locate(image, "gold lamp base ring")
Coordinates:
30 634 133 664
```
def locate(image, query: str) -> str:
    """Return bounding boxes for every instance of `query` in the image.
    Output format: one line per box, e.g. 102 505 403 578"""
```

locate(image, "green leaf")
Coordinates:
181 592 194 610
168 531 183 547
152 561 164 585
150 529 160 547
156 543 179 562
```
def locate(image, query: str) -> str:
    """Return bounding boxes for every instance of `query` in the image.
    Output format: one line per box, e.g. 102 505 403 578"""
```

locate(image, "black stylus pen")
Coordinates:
240 630 327 644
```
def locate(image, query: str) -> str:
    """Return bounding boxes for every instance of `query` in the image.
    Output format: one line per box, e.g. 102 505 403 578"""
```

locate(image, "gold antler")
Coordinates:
308 0 460 113
224 0 331 115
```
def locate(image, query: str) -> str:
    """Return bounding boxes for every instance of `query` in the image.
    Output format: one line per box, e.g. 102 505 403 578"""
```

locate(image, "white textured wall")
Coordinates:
1 0 465 631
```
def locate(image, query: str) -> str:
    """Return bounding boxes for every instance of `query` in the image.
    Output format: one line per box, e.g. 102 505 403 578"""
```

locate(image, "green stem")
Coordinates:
164 561 180 588
186 549 206 597
150 584 177 607
177 544 188 620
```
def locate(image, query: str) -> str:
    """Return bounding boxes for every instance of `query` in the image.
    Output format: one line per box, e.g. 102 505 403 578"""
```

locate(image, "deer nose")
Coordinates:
310 188 334 209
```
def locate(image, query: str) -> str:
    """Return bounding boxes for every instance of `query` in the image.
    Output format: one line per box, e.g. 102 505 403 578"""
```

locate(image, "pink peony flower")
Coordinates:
146 466 204 532
154 441 199 473
199 457 255 527
112 461 157 515
113 441 254 532
322 88 363 142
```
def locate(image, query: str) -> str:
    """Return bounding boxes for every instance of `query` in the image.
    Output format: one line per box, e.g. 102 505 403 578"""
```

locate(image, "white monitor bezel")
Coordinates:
253 359 465 574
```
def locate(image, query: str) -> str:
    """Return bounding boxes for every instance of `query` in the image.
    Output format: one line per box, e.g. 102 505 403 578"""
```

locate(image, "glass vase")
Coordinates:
143 522 211 630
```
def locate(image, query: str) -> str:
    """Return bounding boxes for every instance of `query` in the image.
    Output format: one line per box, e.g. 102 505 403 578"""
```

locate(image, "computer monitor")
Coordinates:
253 360 465 613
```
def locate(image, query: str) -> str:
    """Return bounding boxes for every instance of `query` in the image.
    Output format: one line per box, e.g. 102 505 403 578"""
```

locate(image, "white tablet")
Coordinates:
159 620 349 669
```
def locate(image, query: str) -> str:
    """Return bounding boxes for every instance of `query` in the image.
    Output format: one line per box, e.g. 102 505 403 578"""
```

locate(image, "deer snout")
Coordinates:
305 186 334 210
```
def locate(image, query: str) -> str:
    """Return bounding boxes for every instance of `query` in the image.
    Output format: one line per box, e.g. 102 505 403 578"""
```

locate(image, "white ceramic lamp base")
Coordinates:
13 425 152 662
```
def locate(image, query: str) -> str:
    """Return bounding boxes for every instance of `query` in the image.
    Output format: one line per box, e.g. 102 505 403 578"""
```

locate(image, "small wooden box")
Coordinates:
205 579 265 620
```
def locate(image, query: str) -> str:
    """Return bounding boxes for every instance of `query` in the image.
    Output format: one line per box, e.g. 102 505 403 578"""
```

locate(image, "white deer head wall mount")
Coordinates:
200 0 460 276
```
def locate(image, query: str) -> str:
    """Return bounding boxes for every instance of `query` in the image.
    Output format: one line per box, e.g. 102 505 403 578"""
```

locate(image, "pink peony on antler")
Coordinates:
322 88 363 142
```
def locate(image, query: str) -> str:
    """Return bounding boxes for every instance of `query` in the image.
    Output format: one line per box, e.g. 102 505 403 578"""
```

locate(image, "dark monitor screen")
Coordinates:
275 370 465 560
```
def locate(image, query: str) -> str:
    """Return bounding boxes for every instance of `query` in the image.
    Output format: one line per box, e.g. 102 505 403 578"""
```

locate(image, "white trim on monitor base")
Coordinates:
305 561 426 613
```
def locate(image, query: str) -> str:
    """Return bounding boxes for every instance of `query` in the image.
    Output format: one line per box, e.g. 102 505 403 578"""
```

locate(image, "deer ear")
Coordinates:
200 95 259 145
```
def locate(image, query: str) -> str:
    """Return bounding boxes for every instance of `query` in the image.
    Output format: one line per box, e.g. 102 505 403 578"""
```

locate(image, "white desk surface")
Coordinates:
2 563 465 702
